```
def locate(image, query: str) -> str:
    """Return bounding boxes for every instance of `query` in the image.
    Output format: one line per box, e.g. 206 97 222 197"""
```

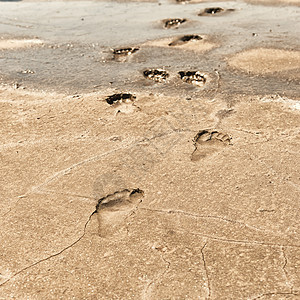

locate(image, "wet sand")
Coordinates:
0 0 300 299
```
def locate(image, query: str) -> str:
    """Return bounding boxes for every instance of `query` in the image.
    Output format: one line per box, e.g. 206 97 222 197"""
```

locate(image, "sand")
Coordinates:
0 39 43 50
228 48 300 75
0 0 300 299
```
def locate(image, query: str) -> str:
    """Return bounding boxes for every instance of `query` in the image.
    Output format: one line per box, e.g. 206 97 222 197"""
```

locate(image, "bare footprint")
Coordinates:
169 34 202 46
191 130 231 161
178 71 207 86
105 93 136 105
143 69 169 83
198 8 234 16
105 93 138 114
163 18 187 29
111 47 139 62
95 189 144 237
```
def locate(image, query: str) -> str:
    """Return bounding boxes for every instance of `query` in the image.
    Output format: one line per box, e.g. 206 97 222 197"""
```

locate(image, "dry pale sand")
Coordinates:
228 48 300 76
0 84 299 299
0 0 300 299
0 39 43 50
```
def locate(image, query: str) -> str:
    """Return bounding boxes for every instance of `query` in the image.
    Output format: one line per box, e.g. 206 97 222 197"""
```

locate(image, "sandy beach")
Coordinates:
0 0 299 299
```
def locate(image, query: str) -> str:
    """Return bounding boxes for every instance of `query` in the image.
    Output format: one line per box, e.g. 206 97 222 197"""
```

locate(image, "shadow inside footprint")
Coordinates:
198 7 234 16
112 47 139 62
198 7 224 16
191 130 231 161
143 69 169 83
95 189 144 237
179 71 206 86
169 34 202 46
164 18 187 29
105 93 136 105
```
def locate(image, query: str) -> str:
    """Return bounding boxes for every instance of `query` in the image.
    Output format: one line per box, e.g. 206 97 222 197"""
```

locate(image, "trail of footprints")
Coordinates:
143 69 207 86
99 7 234 234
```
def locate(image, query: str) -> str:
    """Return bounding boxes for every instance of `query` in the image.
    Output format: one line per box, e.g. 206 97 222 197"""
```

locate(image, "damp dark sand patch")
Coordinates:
191 129 231 161
163 18 187 29
179 71 207 86
143 69 169 83
228 48 300 75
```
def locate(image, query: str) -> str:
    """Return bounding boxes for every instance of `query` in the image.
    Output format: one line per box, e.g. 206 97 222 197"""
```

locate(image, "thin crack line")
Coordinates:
281 246 293 293
251 291 299 300
1 128 191 220
175 229 300 249
201 242 211 299
0 211 95 288
140 207 275 235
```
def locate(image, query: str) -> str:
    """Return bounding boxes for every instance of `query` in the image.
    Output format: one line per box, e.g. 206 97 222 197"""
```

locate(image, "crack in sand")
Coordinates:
201 242 211 299
1 128 188 220
140 207 276 235
251 291 299 299
281 247 294 293
0 212 94 287
176 229 300 249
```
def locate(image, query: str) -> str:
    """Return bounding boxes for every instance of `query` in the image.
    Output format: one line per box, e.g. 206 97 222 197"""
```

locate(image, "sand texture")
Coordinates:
0 0 300 299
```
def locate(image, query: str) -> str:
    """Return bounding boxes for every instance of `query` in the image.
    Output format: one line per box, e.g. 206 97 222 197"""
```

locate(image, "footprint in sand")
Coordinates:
163 18 187 29
143 69 169 83
105 93 138 114
168 34 202 46
198 7 234 16
105 93 136 105
191 130 231 161
178 71 207 86
95 189 144 237
111 47 139 62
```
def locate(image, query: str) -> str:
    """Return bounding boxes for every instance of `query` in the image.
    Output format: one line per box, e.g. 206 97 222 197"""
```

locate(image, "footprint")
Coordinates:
169 34 202 46
143 69 169 83
178 71 206 86
95 189 144 237
163 18 187 29
198 7 234 16
191 130 231 161
111 47 139 62
105 93 138 114
105 93 136 105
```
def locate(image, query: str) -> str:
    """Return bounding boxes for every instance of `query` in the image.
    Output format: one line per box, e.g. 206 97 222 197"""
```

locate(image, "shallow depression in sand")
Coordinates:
228 48 300 75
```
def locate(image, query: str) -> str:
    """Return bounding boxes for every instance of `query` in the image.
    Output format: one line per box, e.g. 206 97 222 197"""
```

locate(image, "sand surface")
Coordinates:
0 0 300 299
